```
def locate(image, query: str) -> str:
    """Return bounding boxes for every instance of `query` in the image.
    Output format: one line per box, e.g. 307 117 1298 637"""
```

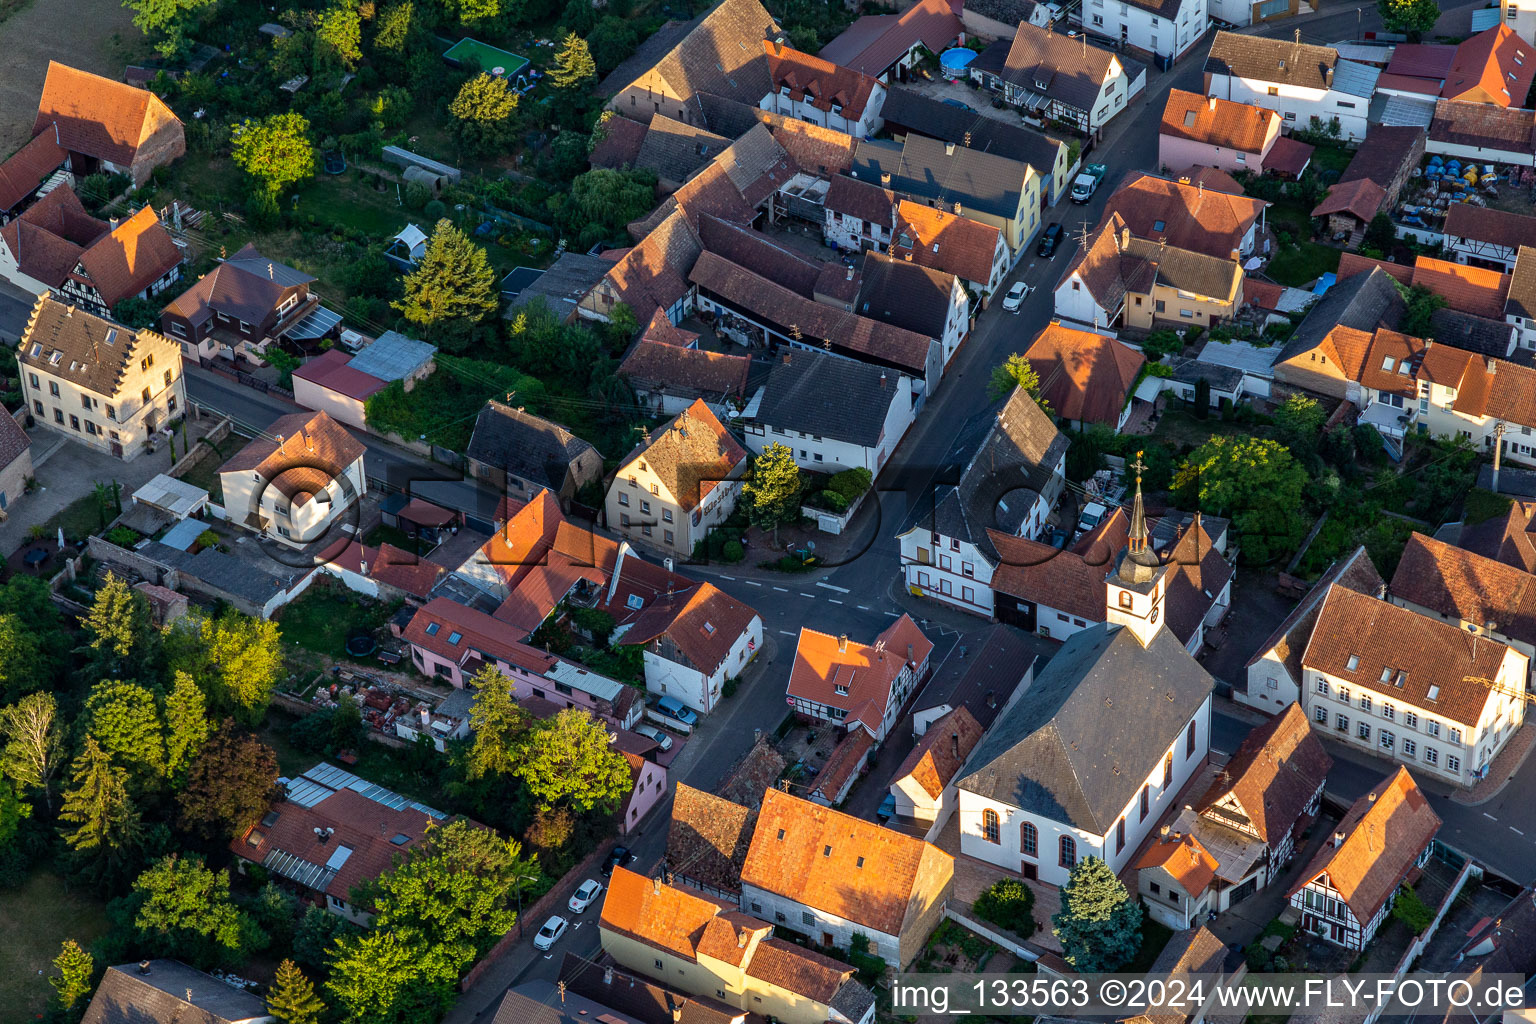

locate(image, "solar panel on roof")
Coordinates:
324 845 353 871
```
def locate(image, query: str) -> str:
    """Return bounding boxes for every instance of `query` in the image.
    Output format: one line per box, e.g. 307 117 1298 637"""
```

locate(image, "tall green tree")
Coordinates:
449 73 519 156
268 959 326 1024
1052 856 1143 972
315 2 363 68
1377 0 1439 39
231 112 317 199
356 819 537 981
0 778 30 848
78 572 160 684
123 0 217 57
0 614 47 701
513 708 631 812
176 720 278 841
0 691 63 809
986 353 1048 408
327 930 452 1024
464 665 531 781
548 33 597 89
162 671 211 783
373 1 415 52
50 939 95 1012
84 679 168 783
741 442 804 545
1173 435 1309 567
59 736 141 858
132 854 255 969
166 610 284 724
393 219 498 346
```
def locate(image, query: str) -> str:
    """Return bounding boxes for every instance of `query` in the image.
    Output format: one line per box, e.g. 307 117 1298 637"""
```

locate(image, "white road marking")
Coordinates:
1485 812 1500 821
741 579 761 586
858 605 871 610
1511 826 1526 835
773 586 789 592
800 593 816 598
828 599 843 604
779 630 796 637
817 581 851 593
885 611 900 616
719 574 736 580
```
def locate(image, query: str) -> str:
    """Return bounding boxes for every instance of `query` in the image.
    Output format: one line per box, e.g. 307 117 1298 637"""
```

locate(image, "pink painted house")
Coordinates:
1158 89 1282 176
402 596 641 729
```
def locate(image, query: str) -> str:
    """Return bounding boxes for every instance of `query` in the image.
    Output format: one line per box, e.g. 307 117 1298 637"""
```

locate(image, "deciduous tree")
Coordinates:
464 665 531 781
123 0 217 57
741 442 803 545
132 854 255 968
394 219 499 345
268 959 326 1024
326 930 453 1024
0 692 63 809
176 720 279 841
78 572 160 684
0 615 46 703
986 353 1048 407
166 610 284 724
448 73 519 155
514 708 631 812
973 878 1038 938
315 2 363 68
1173 435 1308 567
84 679 167 783
1052 856 1143 972
373 0 415 52
1377 0 1439 39
0 778 30 848
231 113 317 199
548 33 597 89
50 939 94 1011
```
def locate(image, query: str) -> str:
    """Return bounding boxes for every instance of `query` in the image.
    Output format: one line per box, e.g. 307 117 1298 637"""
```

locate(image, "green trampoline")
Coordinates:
443 37 529 77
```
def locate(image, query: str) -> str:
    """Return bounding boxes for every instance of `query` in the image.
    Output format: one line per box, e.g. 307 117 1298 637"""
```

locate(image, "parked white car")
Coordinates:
1003 281 1029 312
533 915 568 951
632 724 674 751
568 879 603 914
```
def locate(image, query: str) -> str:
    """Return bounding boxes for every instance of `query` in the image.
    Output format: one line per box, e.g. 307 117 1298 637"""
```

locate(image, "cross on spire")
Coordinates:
1127 450 1151 557
1130 451 1146 483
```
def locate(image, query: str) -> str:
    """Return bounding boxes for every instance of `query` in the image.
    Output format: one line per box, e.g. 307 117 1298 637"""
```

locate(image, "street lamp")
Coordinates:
515 871 538 938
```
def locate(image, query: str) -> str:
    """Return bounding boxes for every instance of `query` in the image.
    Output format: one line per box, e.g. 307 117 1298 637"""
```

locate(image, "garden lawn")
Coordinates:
39 492 111 544
1125 914 1176 974
275 584 401 661
0 872 110 1018
1309 142 1354 179
1267 241 1341 288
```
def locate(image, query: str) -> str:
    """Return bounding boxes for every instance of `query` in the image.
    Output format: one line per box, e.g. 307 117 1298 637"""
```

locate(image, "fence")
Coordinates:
458 838 616 992
1360 856 1476 1024
168 416 233 479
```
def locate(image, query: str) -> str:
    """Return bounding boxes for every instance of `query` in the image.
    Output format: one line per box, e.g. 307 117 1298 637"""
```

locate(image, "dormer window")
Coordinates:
834 683 848 696
1381 357 1395 372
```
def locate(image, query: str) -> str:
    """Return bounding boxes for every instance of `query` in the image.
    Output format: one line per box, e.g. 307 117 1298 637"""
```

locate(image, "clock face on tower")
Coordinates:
1150 607 1159 624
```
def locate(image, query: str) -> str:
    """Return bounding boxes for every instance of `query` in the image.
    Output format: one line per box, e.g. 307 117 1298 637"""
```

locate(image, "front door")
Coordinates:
822 932 834 947
1022 862 1038 881
110 441 123 458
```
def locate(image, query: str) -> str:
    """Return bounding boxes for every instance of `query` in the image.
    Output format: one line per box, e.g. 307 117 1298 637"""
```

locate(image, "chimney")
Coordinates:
986 689 996 708
951 732 960 758
1160 825 1170 837
1377 582 1388 600
604 966 614 985
138 961 152 975
653 876 662 894
738 927 749 948
1489 357 1499 374
945 141 955 156
907 642 914 663
1333 831 1346 847
774 39 783 55
879 371 887 388
845 266 854 281
1208 95 1217 111
880 172 891 186
1120 226 1130 248
837 634 848 652
782 351 791 365
954 201 963 215
359 559 368 575
904 251 913 261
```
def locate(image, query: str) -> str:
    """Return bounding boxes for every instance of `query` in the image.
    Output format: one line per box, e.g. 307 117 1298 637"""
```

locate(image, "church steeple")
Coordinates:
1106 452 1169 647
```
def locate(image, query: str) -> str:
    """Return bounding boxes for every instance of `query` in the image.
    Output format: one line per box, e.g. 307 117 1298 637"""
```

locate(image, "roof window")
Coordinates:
48 351 61 365
425 622 440 635
1427 685 1440 701
447 631 462 645
1346 654 1359 670
1184 110 1197 127
856 857 865 868
627 594 644 610
1393 670 1407 687
822 845 832 857
1379 667 1392 682
777 829 786 840
702 621 715 635
390 833 411 845
1153 220 1166 232
1381 357 1395 372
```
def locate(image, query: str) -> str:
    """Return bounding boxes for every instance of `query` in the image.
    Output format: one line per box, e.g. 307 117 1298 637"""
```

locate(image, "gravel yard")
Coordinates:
0 0 140 154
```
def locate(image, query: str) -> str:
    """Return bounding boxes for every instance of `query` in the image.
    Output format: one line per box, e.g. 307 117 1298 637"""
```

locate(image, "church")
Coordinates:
956 459 1215 887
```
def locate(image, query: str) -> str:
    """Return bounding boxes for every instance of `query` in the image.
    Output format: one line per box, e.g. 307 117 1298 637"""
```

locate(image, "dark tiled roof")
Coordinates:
82 962 268 1024
667 783 756 893
754 347 906 446
1000 22 1120 112
691 91 770 139
931 386 1067 562
588 113 649 169
824 173 895 225
879 87 1064 172
1507 246 1536 320
0 132 66 212
0 410 31 472
636 113 730 185
597 17 696 96
620 338 751 399
1197 702 1332 846
19 294 171 398
165 244 311 327
1430 98 1536 153
818 0 962 77
466 401 599 488
559 955 769 1024
1338 125 1424 190
965 0 1040 24
607 0 779 107
853 134 1030 221
697 214 821 296
1446 203 1536 253
140 541 308 604
1124 236 1241 300
1276 267 1406 365
507 252 613 314
911 623 1036 730
1428 308 1515 357
856 250 956 339
958 622 1214 833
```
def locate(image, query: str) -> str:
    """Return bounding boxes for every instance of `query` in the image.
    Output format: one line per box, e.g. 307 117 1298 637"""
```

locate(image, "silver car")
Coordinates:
533 915 568 951
633 724 674 751
1003 281 1029 312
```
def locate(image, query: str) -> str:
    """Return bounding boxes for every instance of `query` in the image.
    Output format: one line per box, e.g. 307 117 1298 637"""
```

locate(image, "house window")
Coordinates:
641 500 651 514
80 395 90 410
664 529 674 545
1428 721 1440 737
650 483 659 495
1163 752 1173 786
1115 818 1125 854
1021 822 1037 857
1267 86 1279 95
663 508 673 522
619 492 629 506
277 526 292 538
1139 785 1149 821
141 387 150 404
1402 739 1416 758
655 959 664 970
69 415 79 431
1316 679 1329 694
53 409 62 424
48 382 58 397
1119 591 1132 608
27 373 37 389
31 401 41 415
1405 712 1418 728
1449 727 1463 743
1185 719 1196 757
1357 722 1371 741
163 370 172 387
1314 706 1328 724
982 808 1000 843
801 911 814 926
106 404 115 420
1359 695 1372 712
620 513 630 527
1380 730 1395 750
1425 747 1438 765
1060 835 1076 868
1382 704 1395 721
1447 755 1461 772
962 561 974 577
642 525 653 537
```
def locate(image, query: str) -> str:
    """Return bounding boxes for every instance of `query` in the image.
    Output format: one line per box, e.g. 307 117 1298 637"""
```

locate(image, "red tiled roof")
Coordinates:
292 348 387 402
619 580 759 677
1446 203 1536 253
787 615 933 730
1264 136 1315 177
740 788 953 937
891 199 1002 286
1023 322 1145 425
1310 177 1387 222
617 398 746 512
763 41 881 121
0 133 66 212
317 538 446 598
1100 173 1268 260
1336 252 1413 286
818 0 961 77
1390 531 1536 650
33 61 182 167
1160 89 1278 154
989 507 1130 620
1290 768 1440 922
1243 277 1285 310
892 706 984 799
1410 257 1511 319
403 596 559 676
0 184 106 288
218 410 366 507
589 113 649 170
77 204 183 309
810 728 874 802
619 338 751 399
640 307 699 347
599 866 736 958
1136 831 1218 896
1196 702 1332 846
1444 25 1535 108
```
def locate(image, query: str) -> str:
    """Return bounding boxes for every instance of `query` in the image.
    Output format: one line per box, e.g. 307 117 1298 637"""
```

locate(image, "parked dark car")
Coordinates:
601 846 637 876
1037 222 1064 258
